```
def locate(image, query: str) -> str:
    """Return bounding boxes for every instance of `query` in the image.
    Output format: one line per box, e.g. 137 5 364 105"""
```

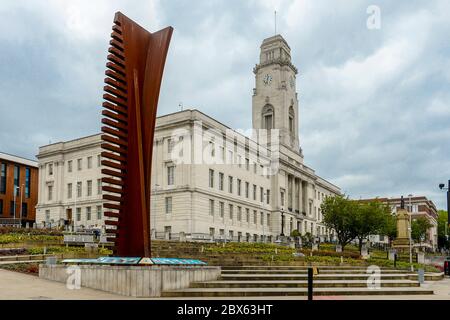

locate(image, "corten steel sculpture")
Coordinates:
100 12 173 257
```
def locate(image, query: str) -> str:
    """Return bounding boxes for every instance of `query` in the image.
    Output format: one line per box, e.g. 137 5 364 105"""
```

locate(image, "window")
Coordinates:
219 173 224 191
76 208 81 221
262 105 274 130
45 210 50 222
97 205 102 220
0 163 6 194
68 160 73 173
266 190 270 204
228 150 233 164
219 202 224 218
228 176 233 193
10 201 15 215
260 187 264 203
97 179 102 195
67 183 72 199
209 228 215 236
167 166 174 185
178 136 184 157
0 199 2 215
229 204 233 220
246 208 250 222
209 169 214 188
280 190 285 206
48 185 53 201
209 200 214 216
237 179 241 196
253 210 257 224
97 155 101 167
77 182 82 198
254 163 257 174
25 168 31 198
87 157 92 169
48 163 53 176
87 180 92 196
245 158 249 170
77 159 82 171
253 184 257 200
209 141 215 157
167 138 174 153
86 207 91 221
260 212 264 226
245 182 249 198
220 146 225 162
237 207 242 221
267 213 270 226
14 165 19 195
165 197 172 214
237 155 242 168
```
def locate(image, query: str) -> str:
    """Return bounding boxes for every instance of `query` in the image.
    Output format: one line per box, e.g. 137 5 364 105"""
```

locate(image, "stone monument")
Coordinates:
392 196 411 251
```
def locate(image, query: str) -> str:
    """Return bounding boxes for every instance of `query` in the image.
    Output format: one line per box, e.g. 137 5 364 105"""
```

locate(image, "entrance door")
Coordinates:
66 209 72 224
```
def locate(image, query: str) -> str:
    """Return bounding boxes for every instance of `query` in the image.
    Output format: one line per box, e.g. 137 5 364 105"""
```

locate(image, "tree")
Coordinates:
380 213 397 246
411 217 433 249
290 229 301 237
437 210 449 249
353 200 391 254
321 195 358 251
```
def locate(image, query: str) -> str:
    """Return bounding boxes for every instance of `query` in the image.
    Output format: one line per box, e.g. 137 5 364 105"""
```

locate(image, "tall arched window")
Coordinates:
262 105 274 130
289 106 295 134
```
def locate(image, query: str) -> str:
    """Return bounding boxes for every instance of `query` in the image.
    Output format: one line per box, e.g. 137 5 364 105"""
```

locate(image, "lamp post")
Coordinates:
13 186 19 227
151 184 161 240
439 180 450 238
408 194 413 271
280 208 285 237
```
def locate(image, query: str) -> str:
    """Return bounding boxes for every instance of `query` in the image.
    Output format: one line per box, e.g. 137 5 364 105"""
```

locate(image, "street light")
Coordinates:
280 207 285 237
439 180 450 228
408 194 413 272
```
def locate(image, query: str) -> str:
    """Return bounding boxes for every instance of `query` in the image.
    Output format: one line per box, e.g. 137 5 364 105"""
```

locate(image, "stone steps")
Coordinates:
220 269 411 274
190 280 420 288
161 287 434 297
219 273 440 281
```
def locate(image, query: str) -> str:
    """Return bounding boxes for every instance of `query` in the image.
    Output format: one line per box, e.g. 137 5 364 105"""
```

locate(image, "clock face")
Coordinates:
290 76 295 89
263 74 272 86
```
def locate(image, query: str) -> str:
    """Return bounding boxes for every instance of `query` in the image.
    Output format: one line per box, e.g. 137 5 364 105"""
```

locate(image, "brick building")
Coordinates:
0 152 38 226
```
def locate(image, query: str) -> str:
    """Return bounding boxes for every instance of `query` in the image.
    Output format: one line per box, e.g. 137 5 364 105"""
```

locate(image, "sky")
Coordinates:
0 0 449 209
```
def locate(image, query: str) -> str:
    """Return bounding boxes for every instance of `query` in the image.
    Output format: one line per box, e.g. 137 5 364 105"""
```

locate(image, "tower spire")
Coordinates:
274 10 277 35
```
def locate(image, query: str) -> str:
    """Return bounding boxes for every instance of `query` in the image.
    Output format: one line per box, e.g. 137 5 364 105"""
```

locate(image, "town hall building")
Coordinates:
35 34 341 242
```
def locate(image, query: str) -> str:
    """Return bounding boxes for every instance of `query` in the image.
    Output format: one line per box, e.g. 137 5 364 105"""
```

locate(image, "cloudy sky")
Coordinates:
1 0 449 209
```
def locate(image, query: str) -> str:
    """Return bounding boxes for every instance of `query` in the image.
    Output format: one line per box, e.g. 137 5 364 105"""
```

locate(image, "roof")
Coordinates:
0 151 38 167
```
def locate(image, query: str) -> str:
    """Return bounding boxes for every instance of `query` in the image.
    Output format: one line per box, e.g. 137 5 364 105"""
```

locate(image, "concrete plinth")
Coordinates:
39 264 221 297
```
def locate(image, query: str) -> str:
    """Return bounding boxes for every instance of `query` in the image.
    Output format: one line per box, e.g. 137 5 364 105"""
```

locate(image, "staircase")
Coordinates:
162 266 442 297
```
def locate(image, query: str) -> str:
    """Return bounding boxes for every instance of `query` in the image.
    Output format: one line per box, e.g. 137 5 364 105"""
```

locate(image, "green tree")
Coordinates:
353 200 391 253
290 229 301 237
380 213 397 246
411 217 433 249
321 195 358 251
437 210 449 249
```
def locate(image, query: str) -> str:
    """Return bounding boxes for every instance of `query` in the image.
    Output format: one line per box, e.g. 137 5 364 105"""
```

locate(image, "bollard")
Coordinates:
308 267 313 301
418 269 425 284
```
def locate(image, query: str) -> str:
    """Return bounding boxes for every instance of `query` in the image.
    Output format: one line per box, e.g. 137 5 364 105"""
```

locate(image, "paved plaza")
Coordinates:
1 268 449 300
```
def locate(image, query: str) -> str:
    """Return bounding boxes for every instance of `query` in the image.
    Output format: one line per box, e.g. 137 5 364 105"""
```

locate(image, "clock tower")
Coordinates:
252 34 300 154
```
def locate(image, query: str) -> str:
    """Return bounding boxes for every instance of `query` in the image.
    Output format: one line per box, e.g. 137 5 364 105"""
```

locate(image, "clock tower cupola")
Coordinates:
252 34 300 154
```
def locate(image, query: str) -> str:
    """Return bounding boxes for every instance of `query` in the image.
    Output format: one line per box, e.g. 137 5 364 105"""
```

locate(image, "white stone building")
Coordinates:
36 134 105 229
36 34 341 240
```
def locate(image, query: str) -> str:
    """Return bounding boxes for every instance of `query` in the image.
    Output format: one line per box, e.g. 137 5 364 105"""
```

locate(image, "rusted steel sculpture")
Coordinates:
100 12 173 257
